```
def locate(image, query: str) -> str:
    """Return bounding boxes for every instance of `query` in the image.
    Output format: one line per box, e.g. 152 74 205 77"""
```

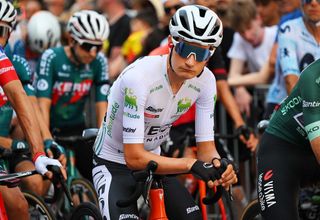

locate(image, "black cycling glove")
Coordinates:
236 125 253 141
190 160 221 182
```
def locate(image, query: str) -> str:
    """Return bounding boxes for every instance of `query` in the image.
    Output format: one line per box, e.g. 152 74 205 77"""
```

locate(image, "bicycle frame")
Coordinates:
0 192 8 220
148 185 168 220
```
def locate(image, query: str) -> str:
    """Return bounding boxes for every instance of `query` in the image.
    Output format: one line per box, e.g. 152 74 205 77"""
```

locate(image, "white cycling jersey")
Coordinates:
94 55 217 164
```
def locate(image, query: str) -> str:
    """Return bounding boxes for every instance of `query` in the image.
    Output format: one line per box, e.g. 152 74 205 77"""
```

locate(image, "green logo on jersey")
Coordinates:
124 88 138 111
281 96 302 115
177 98 192 113
107 102 120 138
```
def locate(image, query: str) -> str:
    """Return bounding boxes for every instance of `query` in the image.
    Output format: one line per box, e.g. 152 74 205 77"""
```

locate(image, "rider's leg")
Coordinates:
14 160 46 196
0 185 29 220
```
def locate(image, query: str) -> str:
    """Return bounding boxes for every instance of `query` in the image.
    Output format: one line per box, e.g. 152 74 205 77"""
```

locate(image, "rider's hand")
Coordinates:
33 152 67 180
234 87 252 117
236 125 257 152
212 158 238 190
44 139 67 168
11 140 30 153
190 160 221 188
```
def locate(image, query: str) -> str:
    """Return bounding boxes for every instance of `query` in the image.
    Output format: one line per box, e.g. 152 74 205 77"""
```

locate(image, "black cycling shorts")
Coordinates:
257 132 320 220
92 155 202 220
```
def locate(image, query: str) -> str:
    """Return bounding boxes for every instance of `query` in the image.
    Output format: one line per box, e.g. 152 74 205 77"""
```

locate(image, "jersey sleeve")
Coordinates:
227 33 247 61
121 65 148 144
278 22 300 76
93 53 110 102
12 55 35 96
300 61 320 141
0 47 19 86
35 49 55 98
195 71 216 142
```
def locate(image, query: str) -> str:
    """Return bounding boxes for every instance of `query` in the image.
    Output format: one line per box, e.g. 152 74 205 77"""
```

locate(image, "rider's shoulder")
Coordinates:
119 55 165 80
300 59 320 82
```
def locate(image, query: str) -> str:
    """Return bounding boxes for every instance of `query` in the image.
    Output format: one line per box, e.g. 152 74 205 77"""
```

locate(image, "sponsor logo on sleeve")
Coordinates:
177 98 192 113
124 88 138 111
100 84 110 96
37 79 49 91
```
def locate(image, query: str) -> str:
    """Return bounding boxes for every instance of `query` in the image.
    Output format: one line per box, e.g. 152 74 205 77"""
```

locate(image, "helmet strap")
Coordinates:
70 44 82 65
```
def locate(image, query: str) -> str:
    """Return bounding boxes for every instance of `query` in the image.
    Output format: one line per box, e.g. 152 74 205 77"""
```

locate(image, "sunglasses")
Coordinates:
302 0 320 4
173 41 213 62
0 25 10 37
164 5 182 15
79 42 102 52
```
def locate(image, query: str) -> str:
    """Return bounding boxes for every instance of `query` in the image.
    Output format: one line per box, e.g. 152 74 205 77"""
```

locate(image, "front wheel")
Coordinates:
240 199 262 220
23 190 56 220
70 178 99 206
70 202 102 220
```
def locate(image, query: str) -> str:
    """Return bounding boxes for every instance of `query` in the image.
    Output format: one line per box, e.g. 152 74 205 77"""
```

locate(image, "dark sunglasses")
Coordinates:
0 25 10 37
174 41 212 62
302 0 320 4
164 5 182 15
79 42 102 52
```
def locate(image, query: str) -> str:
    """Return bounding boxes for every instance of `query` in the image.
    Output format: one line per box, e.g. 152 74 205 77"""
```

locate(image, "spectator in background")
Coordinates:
254 0 280 26
160 0 185 45
6 11 61 82
98 0 131 61
227 0 277 118
212 0 235 70
109 9 159 78
44 0 65 17
122 9 158 63
228 0 301 118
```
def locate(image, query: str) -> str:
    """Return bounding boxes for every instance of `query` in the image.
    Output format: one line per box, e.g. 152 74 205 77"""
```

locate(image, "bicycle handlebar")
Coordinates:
0 170 38 182
116 161 158 208
116 160 225 208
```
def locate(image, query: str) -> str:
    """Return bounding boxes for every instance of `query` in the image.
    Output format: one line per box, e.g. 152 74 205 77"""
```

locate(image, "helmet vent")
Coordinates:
199 8 206 17
179 11 190 31
210 21 220 36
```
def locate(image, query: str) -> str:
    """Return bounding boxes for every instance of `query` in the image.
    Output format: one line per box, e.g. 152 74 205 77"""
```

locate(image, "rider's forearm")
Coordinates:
37 97 51 129
124 143 196 174
228 61 271 87
95 101 107 126
310 136 320 164
29 96 52 140
285 74 299 94
0 136 13 149
197 141 220 162
4 81 44 155
217 80 245 128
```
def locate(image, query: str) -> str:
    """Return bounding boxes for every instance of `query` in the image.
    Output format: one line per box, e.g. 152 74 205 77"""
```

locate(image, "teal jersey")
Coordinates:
36 47 109 128
267 59 320 147
0 54 34 136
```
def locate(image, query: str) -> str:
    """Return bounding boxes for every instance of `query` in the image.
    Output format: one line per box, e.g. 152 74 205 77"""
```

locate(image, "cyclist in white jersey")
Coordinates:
266 0 320 112
92 5 237 220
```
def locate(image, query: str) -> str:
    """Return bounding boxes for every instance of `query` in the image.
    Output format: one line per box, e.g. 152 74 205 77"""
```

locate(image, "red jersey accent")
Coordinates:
0 52 19 86
149 45 196 126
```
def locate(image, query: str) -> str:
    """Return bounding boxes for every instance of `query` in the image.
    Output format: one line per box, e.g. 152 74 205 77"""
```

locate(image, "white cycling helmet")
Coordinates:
0 0 17 30
27 11 61 53
169 5 223 48
67 10 109 44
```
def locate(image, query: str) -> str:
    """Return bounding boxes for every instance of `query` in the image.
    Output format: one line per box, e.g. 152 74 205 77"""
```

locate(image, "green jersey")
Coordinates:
267 59 320 147
36 47 109 128
0 53 34 136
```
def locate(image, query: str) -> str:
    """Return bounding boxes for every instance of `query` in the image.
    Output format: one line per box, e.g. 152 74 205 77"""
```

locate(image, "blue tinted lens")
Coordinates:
303 0 320 4
174 42 211 62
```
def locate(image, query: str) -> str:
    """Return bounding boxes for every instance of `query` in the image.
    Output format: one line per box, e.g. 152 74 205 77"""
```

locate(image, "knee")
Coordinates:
15 196 29 215
6 192 29 217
